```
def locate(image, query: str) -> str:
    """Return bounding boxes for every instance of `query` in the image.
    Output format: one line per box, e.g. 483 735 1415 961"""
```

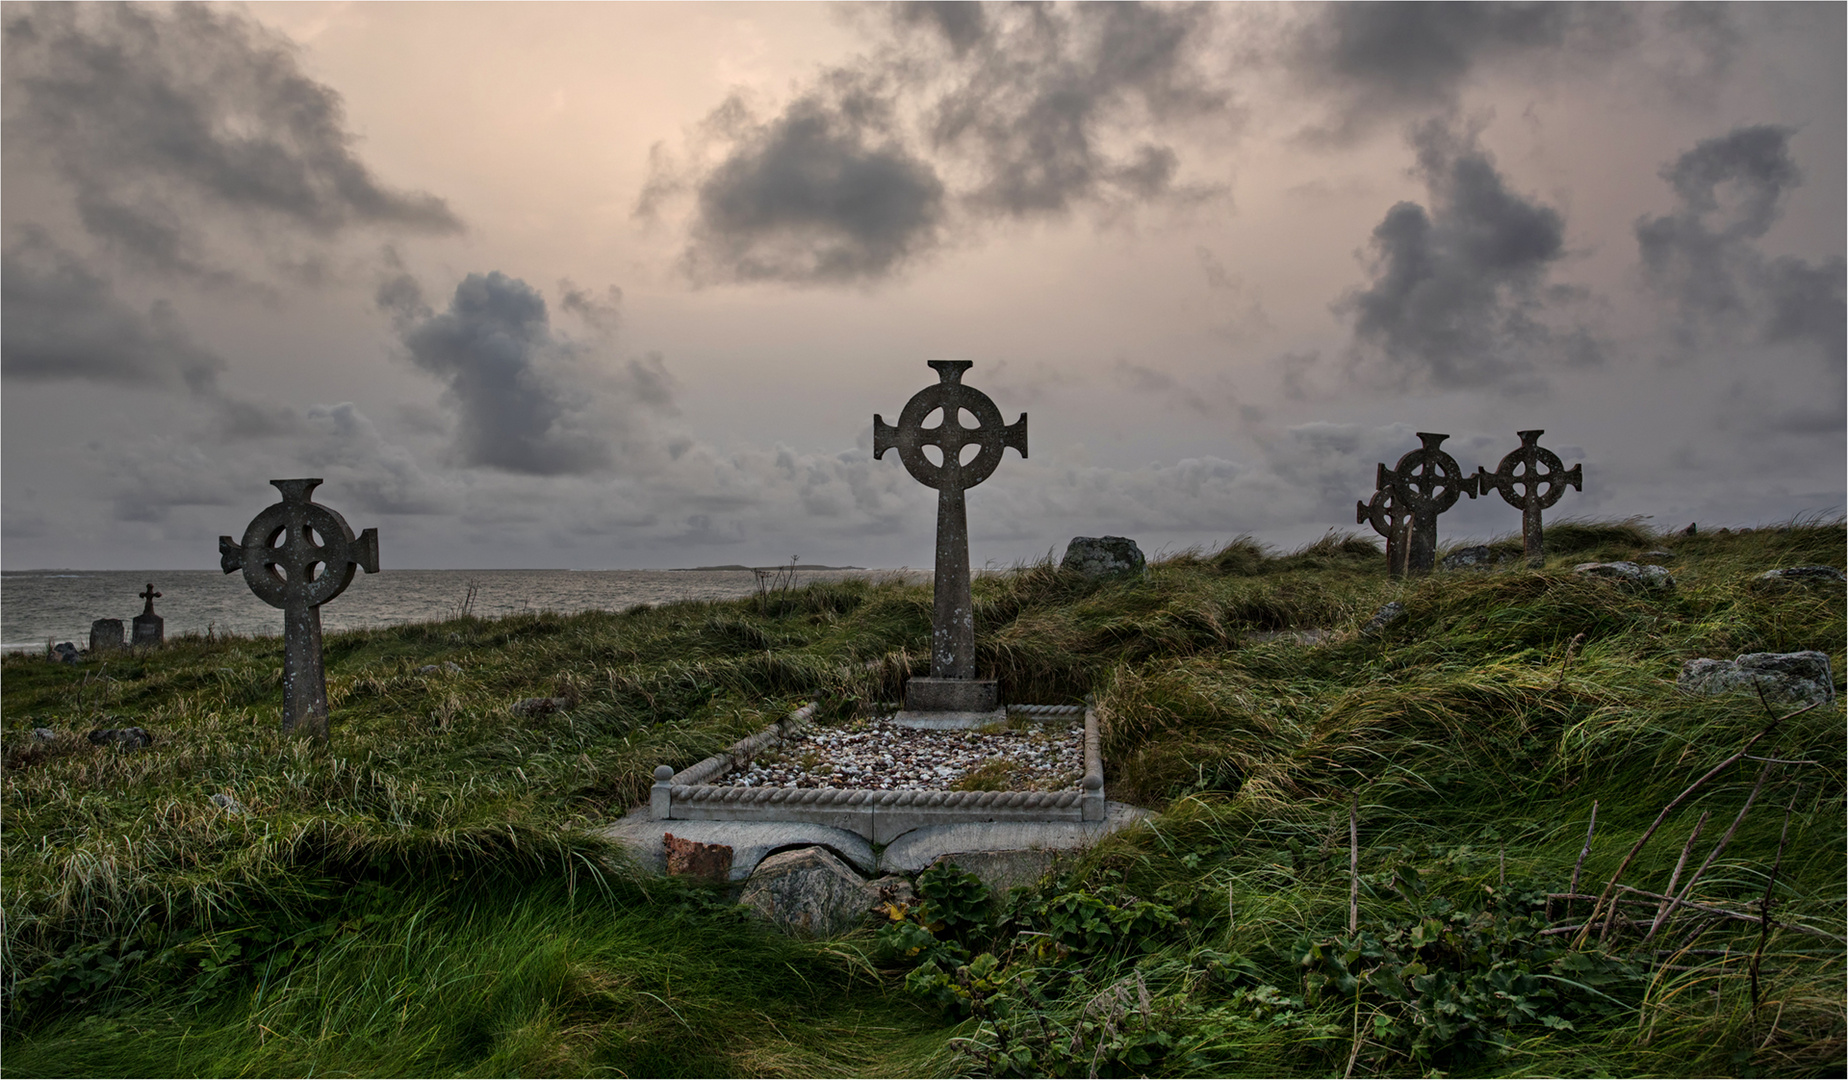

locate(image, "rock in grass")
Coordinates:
53 642 81 664
418 661 467 675
87 727 152 750
1061 536 1147 578
740 846 870 938
31 727 55 743
1677 651 1835 706
511 696 569 717
1575 561 1674 590
1360 601 1406 637
211 793 248 815
1757 566 1844 585
1441 545 1495 570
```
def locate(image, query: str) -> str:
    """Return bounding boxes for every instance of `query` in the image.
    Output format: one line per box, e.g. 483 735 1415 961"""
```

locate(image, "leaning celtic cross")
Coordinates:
875 361 1025 708
219 479 378 739
1385 433 1476 575
1357 467 1412 578
1477 430 1581 567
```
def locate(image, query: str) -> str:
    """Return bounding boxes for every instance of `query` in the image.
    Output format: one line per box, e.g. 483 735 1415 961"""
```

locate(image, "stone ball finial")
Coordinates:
654 765 675 782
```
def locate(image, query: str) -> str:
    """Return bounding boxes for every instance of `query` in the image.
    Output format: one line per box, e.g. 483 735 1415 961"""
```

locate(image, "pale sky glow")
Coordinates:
3 2 1842 569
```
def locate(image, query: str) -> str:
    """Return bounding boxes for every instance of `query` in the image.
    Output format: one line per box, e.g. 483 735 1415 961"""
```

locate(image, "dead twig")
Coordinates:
1751 790 1799 1018
1575 704 1813 950
1349 793 1360 934
1554 799 1598 922
1644 760 1773 944
1556 631 1586 689
1648 810 1709 941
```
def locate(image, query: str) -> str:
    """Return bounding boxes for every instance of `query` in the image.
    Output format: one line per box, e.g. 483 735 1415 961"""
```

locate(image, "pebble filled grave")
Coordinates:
717 717 1084 792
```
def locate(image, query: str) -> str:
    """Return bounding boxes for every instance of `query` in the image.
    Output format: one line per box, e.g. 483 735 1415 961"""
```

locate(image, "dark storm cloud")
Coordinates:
2 1 460 278
1634 125 1845 364
656 1 1230 285
393 272 613 476
1 233 223 391
1286 2 1638 143
1335 120 1598 391
678 73 947 285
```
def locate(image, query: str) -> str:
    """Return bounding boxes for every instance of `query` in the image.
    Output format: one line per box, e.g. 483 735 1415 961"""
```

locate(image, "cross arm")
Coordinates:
354 528 380 574
872 413 899 459
1003 413 1027 459
219 535 244 574
1564 463 1583 491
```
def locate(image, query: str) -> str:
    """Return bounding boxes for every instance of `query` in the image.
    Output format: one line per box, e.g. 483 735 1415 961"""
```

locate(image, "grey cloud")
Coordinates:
1286 3 1637 143
395 272 613 476
1335 119 1596 391
682 74 946 285
300 403 455 516
655 1 1231 285
1635 125 1845 364
558 280 624 335
1 234 223 392
2 2 460 278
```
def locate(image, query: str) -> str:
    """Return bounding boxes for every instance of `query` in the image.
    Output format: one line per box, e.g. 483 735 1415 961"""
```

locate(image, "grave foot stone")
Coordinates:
1061 536 1147 578
1360 601 1406 637
1678 651 1835 706
740 846 871 938
1440 545 1495 570
664 833 734 880
1757 566 1844 586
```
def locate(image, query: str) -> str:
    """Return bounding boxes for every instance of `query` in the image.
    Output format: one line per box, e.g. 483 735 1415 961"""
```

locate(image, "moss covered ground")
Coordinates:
2 519 1842 1076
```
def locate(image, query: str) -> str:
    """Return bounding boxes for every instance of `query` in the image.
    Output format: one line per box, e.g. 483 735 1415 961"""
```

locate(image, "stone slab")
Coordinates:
596 816 876 881
890 708 1008 730
905 677 999 713
878 801 1150 874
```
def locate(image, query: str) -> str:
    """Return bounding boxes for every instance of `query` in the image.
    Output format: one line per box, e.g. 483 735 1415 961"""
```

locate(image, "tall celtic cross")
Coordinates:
220 479 378 739
1357 467 1412 578
1477 430 1581 567
1384 433 1476 575
139 583 161 614
875 361 1026 702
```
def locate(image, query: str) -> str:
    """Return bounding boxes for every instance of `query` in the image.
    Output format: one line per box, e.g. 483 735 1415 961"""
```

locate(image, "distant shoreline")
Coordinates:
671 564 866 572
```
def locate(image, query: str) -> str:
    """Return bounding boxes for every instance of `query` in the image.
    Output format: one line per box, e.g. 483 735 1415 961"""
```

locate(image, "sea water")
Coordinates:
0 568 914 652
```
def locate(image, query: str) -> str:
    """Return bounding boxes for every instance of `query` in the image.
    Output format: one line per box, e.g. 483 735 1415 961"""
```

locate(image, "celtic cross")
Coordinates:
219 479 378 739
875 360 1026 690
1384 433 1476 574
1357 466 1412 578
1476 430 1581 566
139 583 161 615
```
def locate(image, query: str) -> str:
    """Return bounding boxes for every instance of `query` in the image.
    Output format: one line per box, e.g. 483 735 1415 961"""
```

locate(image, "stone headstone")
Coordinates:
740 846 871 938
1575 561 1675 590
1061 536 1146 578
219 479 379 740
1677 651 1834 706
875 361 1026 718
1475 430 1582 567
1371 434 1476 575
90 619 125 653
132 583 165 646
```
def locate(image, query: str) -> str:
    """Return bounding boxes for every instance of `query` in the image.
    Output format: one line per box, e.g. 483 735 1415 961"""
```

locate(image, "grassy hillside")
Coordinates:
2 518 1842 1077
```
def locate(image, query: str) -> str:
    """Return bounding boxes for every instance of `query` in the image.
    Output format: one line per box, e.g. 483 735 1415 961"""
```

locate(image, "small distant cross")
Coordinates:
139 583 162 614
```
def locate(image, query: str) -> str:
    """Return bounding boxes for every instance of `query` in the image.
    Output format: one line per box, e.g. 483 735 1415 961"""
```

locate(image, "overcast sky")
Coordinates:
3 1 1842 570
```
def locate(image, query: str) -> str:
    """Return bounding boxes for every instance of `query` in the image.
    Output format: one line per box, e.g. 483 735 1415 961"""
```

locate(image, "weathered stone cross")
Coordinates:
219 479 378 739
1356 470 1412 578
875 360 1026 713
1381 433 1476 575
139 583 161 613
1476 430 1581 567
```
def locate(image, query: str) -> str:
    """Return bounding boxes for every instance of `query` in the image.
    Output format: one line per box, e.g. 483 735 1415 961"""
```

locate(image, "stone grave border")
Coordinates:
650 702 1105 844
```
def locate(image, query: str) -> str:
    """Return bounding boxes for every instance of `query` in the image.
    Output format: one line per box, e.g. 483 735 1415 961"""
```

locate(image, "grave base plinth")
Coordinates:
903 677 998 713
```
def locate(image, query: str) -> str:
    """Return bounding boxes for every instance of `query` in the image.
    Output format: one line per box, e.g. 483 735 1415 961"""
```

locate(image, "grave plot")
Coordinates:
651 704 1106 844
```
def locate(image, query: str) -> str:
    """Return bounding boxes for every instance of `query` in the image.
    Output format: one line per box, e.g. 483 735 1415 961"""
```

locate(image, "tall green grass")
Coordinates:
3 517 1842 1076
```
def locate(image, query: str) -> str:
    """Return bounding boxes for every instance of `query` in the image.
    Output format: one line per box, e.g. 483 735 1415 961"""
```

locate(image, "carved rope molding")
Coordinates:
670 785 1086 809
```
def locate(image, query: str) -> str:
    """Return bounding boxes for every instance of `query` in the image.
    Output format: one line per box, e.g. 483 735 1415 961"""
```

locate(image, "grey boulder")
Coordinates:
87 727 152 750
1441 545 1495 571
1677 651 1835 706
740 846 871 938
53 642 81 664
1061 536 1147 578
1360 601 1407 638
1576 561 1675 590
1757 566 1844 586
